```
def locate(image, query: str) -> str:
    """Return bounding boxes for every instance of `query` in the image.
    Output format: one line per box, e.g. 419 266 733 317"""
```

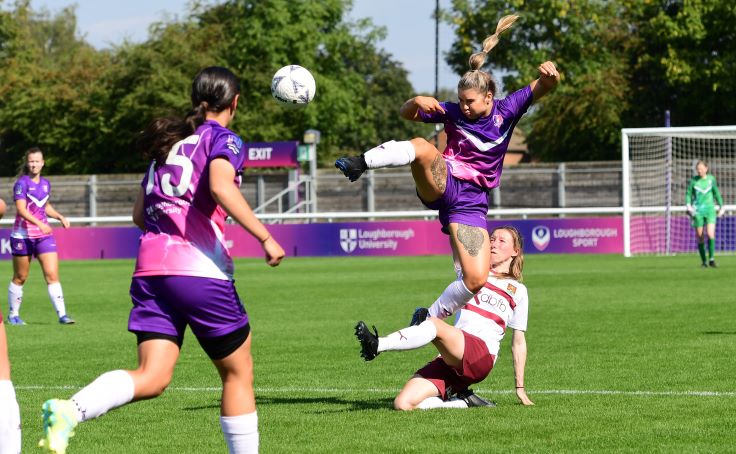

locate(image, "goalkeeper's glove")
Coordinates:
718 207 726 217
686 205 695 216
409 307 429 326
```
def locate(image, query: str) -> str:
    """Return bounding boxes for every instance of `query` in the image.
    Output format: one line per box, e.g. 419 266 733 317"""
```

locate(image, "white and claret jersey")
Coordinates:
11 175 52 239
454 273 529 357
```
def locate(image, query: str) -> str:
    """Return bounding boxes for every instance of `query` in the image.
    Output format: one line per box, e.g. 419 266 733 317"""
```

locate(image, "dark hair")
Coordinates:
17 147 44 178
138 66 241 165
458 14 519 96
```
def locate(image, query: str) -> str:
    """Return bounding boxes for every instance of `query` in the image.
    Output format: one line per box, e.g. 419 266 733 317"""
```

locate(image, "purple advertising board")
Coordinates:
1 217 624 261
243 141 298 168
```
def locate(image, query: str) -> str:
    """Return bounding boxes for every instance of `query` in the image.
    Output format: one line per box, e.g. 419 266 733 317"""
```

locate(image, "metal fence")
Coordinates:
0 162 624 225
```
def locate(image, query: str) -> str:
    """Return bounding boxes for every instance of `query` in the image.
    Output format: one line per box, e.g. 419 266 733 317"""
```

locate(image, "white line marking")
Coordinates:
13 385 736 397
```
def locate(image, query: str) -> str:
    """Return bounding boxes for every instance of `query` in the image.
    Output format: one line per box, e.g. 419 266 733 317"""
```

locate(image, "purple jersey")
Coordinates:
133 120 247 280
11 175 51 239
419 85 533 189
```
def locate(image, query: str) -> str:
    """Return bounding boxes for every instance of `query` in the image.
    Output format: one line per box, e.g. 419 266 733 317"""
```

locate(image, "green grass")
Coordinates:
6 254 736 453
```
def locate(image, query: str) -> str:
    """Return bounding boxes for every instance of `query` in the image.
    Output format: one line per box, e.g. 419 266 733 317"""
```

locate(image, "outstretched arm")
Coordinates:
400 96 446 121
209 158 285 266
512 329 534 405
529 61 560 102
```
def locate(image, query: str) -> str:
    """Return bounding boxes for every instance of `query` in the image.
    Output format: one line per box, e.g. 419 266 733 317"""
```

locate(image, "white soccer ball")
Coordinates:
271 65 316 106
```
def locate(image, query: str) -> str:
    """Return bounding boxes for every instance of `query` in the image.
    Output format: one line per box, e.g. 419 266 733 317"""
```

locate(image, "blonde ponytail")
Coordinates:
468 14 519 70
460 14 519 95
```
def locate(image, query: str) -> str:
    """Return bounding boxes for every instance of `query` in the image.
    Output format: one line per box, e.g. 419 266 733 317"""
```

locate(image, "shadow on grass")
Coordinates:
183 396 394 413
701 331 736 335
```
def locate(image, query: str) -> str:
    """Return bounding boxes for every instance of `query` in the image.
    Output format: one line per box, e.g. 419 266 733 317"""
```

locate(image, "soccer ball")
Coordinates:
271 65 316 106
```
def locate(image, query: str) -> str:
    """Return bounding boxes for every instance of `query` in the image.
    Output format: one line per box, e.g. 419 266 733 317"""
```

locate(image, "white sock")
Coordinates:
71 370 135 422
417 396 469 409
377 319 437 352
220 412 259 454
0 380 21 454
428 279 474 319
7 283 22 318
363 140 416 169
47 283 66 317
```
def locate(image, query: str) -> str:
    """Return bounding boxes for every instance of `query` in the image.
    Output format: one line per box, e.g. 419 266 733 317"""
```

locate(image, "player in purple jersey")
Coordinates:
336 15 558 329
39 67 285 454
355 226 533 409
7 148 74 326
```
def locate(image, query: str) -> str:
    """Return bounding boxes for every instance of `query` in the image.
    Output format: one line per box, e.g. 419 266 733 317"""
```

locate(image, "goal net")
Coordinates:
622 126 736 257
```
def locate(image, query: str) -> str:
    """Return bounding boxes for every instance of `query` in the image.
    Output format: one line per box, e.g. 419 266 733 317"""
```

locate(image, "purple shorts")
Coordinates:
10 236 57 257
419 162 489 234
128 276 249 340
415 331 495 400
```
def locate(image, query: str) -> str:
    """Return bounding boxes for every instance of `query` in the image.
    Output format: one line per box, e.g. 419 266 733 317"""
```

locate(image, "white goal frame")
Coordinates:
622 125 736 257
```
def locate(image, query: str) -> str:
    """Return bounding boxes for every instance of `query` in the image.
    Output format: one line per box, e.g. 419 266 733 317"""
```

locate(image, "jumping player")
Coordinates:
355 226 532 409
336 15 558 328
7 148 74 325
686 160 725 268
39 67 285 454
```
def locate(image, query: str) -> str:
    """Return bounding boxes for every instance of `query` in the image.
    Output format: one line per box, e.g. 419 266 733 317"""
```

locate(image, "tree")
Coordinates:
444 0 736 161
0 0 429 174
0 1 111 174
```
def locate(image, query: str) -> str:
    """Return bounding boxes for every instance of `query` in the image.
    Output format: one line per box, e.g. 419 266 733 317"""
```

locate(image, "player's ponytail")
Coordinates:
139 66 241 166
459 14 519 95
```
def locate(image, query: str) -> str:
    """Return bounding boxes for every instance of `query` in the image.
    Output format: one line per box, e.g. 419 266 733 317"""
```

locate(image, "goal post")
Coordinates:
622 125 736 257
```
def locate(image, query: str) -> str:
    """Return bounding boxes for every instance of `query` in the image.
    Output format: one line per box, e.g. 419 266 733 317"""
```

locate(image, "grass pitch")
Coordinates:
5 254 736 453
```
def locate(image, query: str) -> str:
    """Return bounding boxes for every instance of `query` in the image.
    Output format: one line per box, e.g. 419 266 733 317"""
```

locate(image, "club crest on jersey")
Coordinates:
339 228 358 253
506 283 517 295
226 135 243 155
532 225 550 251
493 114 504 127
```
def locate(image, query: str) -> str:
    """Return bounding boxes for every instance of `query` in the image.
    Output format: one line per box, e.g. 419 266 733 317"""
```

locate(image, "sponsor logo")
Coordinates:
227 135 243 155
339 228 416 253
1 239 11 254
42 184 48 192
552 227 619 248
506 283 517 295
493 114 504 127
532 225 551 251
15 186 22 195
339 229 358 253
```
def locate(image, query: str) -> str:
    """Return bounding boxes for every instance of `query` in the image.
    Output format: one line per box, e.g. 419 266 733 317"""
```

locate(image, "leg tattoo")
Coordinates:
457 225 484 257
431 154 447 193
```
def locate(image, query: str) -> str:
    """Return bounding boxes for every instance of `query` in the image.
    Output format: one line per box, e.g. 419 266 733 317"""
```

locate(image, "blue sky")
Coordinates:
30 0 458 93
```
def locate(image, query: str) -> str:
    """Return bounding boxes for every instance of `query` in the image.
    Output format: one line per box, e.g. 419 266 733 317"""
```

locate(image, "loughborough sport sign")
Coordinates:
243 141 298 168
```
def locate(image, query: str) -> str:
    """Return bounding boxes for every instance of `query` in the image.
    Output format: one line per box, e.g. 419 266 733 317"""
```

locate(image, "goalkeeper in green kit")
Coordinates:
686 160 726 267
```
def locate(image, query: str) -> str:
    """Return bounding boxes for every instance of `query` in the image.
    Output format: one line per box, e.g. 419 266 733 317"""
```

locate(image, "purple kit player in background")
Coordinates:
39 67 285 454
7 148 74 326
336 13 558 401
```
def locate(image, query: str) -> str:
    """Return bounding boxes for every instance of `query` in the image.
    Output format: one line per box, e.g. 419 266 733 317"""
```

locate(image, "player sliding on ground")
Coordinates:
38 67 285 454
336 14 558 330
355 226 533 409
